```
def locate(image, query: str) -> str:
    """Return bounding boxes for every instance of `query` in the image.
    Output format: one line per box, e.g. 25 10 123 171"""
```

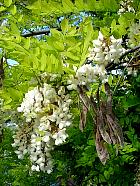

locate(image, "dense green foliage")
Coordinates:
0 0 140 185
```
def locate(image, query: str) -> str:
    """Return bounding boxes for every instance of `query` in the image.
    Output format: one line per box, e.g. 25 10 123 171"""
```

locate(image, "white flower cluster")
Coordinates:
12 125 30 160
88 31 125 65
17 84 57 122
118 0 135 15
67 32 125 90
67 64 106 89
13 75 72 173
40 72 61 82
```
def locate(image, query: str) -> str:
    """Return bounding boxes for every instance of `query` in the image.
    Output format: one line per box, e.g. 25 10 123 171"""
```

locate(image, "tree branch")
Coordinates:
21 30 51 37
21 27 62 37
106 45 140 71
120 45 140 60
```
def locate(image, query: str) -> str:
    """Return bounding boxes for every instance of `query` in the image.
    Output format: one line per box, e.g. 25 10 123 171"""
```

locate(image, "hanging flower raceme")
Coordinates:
12 73 73 173
67 32 125 90
88 31 125 65
118 0 135 15
66 32 125 164
67 63 106 90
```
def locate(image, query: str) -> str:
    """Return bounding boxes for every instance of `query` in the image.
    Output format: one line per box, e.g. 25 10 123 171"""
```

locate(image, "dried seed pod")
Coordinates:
79 105 88 132
106 114 124 147
97 110 112 144
95 127 109 164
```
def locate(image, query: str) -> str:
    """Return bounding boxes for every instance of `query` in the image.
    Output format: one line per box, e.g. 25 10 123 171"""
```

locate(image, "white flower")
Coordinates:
67 84 77 90
31 137 36 143
88 32 125 65
14 138 20 143
47 114 57 122
18 154 24 159
36 157 45 164
52 129 68 145
67 114 72 119
12 143 17 147
30 155 38 162
40 116 47 122
66 99 72 104
17 107 23 112
73 65 78 72
35 150 42 156
36 141 41 146
36 145 41 151
31 165 37 171
118 0 135 15
50 74 59 81
93 47 102 53
45 159 53 174
42 135 50 143
31 165 40 171
46 169 52 174
36 165 40 171
15 75 73 173
40 162 45 171
63 107 69 112
59 121 65 129
93 39 102 46
59 121 71 129
18 145 25 151
98 31 104 41
59 113 64 118
15 150 21 155
58 86 65 95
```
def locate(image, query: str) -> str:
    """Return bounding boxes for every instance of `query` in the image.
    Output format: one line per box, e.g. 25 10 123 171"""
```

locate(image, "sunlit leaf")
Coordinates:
4 0 12 7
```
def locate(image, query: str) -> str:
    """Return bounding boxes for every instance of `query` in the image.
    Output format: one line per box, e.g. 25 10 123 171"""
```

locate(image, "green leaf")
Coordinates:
123 95 140 109
0 6 6 12
26 0 41 10
53 41 64 51
100 0 118 11
100 27 110 37
75 0 84 10
80 21 94 65
33 47 40 57
63 51 80 61
8 88 21 101
136 74 140 82
24 38 30 50
1 40 29 55
10 22 20 36
86 0 96 11
26 54 39 70
99 174 106 182
111 19 117 33
67 26 77 36
4 0 12 7
50 29 63 39
67 42 81 52
62 0 75 12
40 50 47 71
104 170 110 180
3 104 11 109
108 74 113 86
61 18 69 33
18 14 23 22
10 5 17 15
46 54 61 72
